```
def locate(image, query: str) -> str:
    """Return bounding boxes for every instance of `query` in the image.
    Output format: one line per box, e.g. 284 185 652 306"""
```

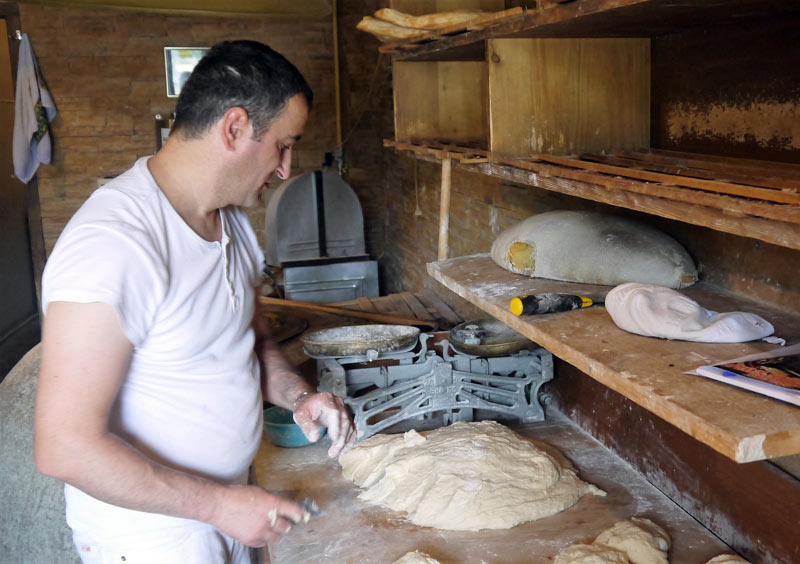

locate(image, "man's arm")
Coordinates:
254 301 356 457
35 301 303 546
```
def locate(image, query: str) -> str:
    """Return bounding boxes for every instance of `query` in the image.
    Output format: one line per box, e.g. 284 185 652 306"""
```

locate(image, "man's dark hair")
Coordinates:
172 40 313 140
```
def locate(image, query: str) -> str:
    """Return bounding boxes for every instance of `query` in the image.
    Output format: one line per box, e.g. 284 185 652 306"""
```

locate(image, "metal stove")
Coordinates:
303 319 554 439
265 170 378 303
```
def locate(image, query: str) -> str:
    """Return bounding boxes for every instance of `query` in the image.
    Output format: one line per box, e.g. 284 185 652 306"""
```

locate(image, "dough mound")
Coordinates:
595 517 670 564
555 517 670 564
339 420 605 531
605 283 775 343
490 210 697 289
392 550 442 564
704 555 750 564
554 544 631 564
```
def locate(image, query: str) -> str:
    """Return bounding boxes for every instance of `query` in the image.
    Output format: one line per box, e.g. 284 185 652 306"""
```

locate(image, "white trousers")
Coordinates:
72 523 253 564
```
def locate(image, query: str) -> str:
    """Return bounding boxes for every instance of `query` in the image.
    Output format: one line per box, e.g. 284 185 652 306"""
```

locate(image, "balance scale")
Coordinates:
303 319 554 440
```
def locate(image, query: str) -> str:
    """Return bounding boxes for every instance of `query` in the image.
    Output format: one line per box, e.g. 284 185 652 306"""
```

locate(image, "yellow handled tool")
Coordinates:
510 293 596 316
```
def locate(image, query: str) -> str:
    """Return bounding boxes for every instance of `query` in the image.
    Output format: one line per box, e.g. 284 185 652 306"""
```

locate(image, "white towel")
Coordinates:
12 33 57 184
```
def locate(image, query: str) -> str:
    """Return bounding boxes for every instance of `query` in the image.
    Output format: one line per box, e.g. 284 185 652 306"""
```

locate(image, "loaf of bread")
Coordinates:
356 16 425 42
373 8 486 30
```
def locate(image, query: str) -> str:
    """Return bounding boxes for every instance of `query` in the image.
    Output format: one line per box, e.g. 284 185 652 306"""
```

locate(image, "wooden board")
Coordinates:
488 38 650 156
383 140 800 250
255 409 731 563
393 61 487 145
427 253 800 462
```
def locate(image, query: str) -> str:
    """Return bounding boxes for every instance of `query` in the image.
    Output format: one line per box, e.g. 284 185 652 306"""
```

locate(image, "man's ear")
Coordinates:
220 107 250 151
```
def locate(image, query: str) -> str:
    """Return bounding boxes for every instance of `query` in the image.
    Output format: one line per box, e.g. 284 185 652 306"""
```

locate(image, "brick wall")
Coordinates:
19 4 337 254
337 0 393 291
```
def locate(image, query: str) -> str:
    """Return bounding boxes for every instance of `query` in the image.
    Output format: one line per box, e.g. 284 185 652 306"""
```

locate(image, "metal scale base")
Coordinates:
303 320 554 440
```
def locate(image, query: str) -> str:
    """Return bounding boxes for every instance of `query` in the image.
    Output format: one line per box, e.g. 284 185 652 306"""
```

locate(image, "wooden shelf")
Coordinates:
427 253 800 463
382 0 800 61
385 140 800 251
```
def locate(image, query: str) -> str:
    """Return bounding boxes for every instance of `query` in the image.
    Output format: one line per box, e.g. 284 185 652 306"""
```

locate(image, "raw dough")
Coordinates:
554 517 670 564
594 517 670 564
490 210 697 289
339 420 605 531
392 550 442 564
605 283 775 343
704 556 750 564
554 544 630 564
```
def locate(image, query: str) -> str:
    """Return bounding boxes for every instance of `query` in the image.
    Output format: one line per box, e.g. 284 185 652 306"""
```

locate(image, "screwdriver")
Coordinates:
510 293 596 316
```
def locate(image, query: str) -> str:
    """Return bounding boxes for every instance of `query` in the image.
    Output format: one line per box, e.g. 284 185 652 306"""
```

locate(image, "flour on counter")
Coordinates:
338 420 605 531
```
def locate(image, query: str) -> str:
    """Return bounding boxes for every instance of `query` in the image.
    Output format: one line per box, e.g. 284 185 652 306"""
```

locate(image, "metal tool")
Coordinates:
510 293 602 316
303 323 554 440
298 498 321 523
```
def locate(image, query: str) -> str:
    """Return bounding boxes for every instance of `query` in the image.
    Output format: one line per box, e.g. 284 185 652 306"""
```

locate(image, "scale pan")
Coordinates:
449 317 534 357
303 324 420 357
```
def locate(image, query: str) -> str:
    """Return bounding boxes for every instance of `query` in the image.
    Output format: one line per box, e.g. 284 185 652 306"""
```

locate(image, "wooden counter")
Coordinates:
255 409 731 564
427 253 800 463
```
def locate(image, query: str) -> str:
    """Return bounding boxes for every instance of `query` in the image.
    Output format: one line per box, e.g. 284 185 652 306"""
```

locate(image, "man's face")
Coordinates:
235 94 309 208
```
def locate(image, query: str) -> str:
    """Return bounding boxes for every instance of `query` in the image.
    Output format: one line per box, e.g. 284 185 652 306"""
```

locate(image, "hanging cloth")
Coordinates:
12 32 57 184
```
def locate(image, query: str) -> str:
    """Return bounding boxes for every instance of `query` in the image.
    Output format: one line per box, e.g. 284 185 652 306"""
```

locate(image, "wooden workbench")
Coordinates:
254 408 731 564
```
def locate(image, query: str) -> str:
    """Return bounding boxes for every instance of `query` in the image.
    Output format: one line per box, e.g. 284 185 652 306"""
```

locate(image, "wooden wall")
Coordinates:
18 4 338 255
652 14 800 163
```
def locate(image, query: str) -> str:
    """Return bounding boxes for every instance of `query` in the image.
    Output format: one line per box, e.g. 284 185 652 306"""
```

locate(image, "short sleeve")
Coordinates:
42 194 168 347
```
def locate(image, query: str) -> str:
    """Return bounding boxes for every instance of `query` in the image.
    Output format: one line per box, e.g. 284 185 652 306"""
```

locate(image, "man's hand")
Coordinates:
292 392 356 458
209 484 305 547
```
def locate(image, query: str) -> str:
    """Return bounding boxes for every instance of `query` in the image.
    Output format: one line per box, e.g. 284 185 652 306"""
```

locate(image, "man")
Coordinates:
35 40 355 562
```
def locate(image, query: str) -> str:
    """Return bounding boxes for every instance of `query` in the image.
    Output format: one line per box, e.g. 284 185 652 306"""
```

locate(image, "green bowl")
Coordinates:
263 406 326 448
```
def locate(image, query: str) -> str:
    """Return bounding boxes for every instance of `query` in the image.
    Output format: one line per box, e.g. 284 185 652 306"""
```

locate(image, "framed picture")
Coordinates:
164 47 209 98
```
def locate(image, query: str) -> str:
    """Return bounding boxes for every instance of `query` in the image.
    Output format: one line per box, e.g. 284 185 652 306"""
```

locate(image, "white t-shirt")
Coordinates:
42 156 265 535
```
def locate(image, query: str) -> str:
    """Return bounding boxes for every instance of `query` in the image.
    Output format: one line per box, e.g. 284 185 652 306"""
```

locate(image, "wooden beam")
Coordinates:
437 157 452 260
258 296 436 330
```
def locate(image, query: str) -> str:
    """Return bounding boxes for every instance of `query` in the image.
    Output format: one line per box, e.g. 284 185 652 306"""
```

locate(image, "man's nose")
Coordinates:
276 148 292 180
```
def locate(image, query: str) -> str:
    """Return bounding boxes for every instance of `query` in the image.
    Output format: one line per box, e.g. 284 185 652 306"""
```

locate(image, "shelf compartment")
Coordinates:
383 0 800 61
393 60 488 147
427 253 800 463
383 140 800 250
488 37 650 156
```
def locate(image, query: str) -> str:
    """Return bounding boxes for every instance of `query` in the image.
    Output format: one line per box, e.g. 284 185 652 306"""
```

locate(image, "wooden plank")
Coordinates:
258 408 730 564
356 297 378 312
383 141 800 249
427 253 800 462
530 153 800 205
417 289 463 324
618 149 800 181
399 291 434 320
477 162 800 251
259 296 435 330
488 38 650 156
384 293 417 319
582 152 800 192
484 158 800 224
437 158 452 260
649 148 800 178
